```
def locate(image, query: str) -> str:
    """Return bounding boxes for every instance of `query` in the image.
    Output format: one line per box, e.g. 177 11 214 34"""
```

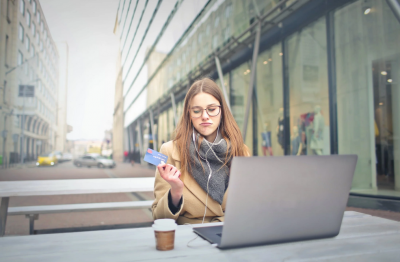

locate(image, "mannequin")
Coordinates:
261 123 273 156
276 108 284 149
291 126 302 156
310 105 324 155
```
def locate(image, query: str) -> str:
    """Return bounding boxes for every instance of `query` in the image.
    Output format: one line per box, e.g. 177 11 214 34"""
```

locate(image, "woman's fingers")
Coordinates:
173 170 181 178
157 164 166 175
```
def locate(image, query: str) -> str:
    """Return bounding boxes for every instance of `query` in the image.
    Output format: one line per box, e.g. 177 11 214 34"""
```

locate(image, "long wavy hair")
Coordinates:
173 77 248 177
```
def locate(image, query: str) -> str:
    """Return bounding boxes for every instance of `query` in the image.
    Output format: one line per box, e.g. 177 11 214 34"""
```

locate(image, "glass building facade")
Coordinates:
115 0 400 198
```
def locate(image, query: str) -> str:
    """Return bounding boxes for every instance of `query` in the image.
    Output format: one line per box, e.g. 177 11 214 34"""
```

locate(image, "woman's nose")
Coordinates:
201 109 209 119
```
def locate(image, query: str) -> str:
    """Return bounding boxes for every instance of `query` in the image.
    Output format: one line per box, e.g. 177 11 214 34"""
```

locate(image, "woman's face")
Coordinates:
190 92 222 142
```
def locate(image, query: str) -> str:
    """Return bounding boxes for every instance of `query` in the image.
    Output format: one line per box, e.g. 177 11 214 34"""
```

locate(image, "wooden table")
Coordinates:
0 178 155 236
0 211 399 261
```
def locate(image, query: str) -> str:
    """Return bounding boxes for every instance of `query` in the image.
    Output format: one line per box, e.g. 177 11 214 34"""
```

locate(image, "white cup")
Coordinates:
152 221 177 251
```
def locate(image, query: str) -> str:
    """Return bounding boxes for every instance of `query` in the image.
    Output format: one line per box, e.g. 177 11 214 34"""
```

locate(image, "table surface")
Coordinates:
1 211 399 262
0 177 155 197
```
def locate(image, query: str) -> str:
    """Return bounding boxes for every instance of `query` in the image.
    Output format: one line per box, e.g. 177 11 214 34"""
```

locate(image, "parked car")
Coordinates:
36 152 58 167
62 153 73 161
74 155 116 168
53 151 63 161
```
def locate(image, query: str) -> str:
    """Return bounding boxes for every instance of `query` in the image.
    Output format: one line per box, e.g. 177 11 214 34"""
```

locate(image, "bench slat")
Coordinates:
8 201 153 215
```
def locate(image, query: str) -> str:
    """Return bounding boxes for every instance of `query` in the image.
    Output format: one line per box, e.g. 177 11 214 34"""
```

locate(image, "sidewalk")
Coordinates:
1 161 37 170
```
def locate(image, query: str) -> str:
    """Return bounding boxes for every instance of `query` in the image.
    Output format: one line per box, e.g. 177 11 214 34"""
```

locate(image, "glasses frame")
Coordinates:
189 105 222 118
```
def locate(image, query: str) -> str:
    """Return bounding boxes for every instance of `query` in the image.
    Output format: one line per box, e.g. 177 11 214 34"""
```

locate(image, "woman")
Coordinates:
152 78 249 225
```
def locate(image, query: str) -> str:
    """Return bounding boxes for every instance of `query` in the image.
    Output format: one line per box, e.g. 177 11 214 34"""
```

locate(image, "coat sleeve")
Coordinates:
152 143 184 221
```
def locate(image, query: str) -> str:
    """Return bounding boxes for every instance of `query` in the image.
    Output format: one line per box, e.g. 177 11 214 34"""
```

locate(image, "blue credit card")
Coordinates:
143 148 168 166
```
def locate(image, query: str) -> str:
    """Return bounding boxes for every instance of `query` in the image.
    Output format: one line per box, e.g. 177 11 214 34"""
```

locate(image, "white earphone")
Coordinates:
192 127 221 224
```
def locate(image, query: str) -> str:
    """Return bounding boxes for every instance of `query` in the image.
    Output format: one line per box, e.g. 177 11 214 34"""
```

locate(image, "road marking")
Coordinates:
103 168 153 219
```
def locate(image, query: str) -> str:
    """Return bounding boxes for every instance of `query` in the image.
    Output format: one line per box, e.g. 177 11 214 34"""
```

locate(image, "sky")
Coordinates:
41 0 120 140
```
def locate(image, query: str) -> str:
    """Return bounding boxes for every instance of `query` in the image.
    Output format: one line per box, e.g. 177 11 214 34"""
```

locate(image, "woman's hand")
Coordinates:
157 162 183 207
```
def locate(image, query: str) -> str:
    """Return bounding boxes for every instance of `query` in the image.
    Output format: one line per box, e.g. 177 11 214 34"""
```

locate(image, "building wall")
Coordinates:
112 49 124 162
55 42 68 152
0 0 60 165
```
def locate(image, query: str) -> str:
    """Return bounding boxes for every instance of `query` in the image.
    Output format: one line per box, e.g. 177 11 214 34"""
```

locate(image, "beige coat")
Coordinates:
152 140 235 225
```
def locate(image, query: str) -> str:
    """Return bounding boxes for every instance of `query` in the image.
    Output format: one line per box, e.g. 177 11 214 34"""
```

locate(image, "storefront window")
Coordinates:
286 17 330 156
256 43 283 156
231 62 253 153
335 0 400 195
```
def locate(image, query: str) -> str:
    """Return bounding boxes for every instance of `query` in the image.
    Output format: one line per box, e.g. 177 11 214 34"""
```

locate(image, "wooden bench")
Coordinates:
8 200 153 235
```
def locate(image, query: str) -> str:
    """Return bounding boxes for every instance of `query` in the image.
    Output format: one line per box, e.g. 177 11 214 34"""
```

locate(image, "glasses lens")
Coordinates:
207 106 220 116
191 107 202 118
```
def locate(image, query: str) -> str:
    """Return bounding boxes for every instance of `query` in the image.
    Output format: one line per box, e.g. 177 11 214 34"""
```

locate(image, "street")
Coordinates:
0 161 156 236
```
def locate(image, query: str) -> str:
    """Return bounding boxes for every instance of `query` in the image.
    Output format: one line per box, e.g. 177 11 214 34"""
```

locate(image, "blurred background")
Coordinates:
0 0 400 235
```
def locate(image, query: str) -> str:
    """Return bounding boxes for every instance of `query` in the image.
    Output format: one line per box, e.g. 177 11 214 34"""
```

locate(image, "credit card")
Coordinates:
143 148 168 166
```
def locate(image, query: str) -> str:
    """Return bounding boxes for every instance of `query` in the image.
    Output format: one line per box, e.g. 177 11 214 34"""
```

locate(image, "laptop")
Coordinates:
193 155 357 249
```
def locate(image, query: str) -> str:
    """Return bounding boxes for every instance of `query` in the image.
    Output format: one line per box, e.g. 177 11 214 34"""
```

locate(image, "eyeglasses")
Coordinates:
190 105 221 118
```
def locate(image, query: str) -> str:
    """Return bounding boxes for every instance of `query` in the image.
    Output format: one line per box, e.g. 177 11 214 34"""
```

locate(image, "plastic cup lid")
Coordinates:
152 224 177 232
154 219 176 225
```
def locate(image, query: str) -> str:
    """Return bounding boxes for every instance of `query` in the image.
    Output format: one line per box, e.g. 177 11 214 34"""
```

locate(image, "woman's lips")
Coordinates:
200 123 212 126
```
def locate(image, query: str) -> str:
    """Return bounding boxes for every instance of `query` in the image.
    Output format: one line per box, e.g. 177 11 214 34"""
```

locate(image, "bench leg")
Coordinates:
25 214 39 235
0 197 10 237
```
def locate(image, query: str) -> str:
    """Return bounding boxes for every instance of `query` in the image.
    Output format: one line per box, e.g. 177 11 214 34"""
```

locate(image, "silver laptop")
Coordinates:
193 155 357 249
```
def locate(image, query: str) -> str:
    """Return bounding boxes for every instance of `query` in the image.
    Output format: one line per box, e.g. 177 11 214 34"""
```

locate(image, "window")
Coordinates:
214 16 220 28
31 45 35 57
231 63 253 152
7 0 12 22
18 51 24 66
5 35 9 66
334 0 400 195
26 11 31 27
225 4 232 18
223 26 231 42
19 24 25 42
32 22 36 35
39 60 42 71
212 35 219 49
37 11 40 23
286 17 330 156
36 32 40 44
20 0 25 16
40 41 43 51
40 21 44 32
25 35 30 51
33 0 36 14
44 30 47 40
256 43 284 156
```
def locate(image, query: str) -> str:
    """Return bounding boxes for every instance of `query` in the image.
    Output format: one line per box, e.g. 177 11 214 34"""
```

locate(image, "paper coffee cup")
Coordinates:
153 221 177 251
